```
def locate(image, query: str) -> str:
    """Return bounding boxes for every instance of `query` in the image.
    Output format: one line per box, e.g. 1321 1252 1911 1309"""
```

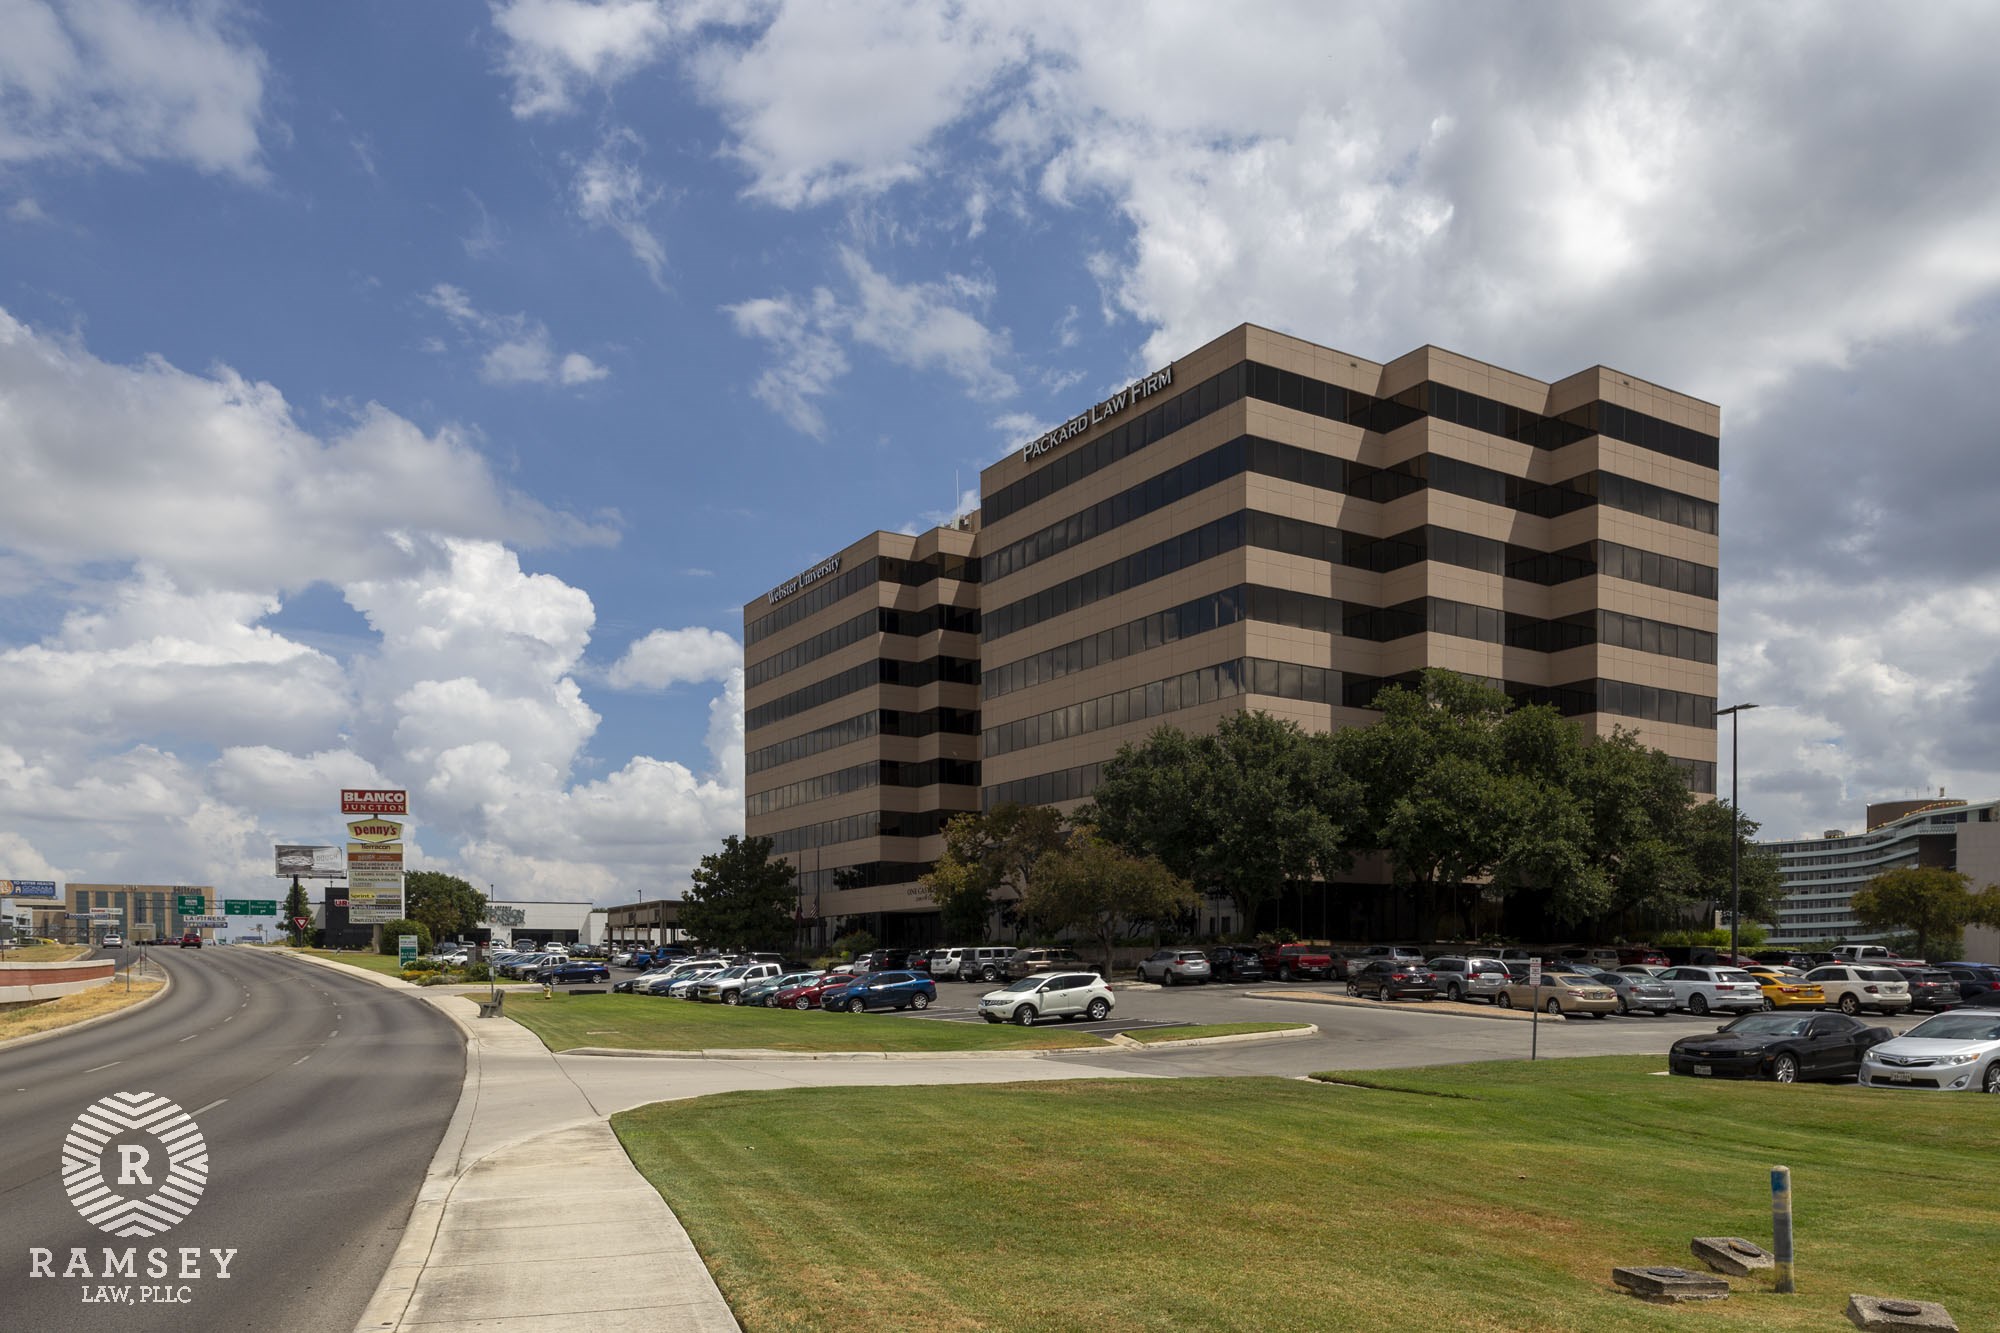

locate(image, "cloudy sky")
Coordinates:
3 2 1998 918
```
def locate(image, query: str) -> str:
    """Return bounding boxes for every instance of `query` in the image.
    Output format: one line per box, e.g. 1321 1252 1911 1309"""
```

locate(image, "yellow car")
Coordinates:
1745 966 1825 1010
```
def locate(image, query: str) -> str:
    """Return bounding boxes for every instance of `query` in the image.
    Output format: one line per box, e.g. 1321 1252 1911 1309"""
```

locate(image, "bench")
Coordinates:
475 994 505 1018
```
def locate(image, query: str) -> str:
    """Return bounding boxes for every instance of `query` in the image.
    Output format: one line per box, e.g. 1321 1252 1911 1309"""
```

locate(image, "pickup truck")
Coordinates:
1830 944 1898 963
1259 943 1334 981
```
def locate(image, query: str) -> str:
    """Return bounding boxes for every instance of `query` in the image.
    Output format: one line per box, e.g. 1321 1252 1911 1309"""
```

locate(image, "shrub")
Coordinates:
461 962 492 982
376 920 433 956
830 929 875 962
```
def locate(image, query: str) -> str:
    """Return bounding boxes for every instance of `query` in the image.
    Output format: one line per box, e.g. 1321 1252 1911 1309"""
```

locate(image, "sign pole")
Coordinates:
1528 958 1543 1061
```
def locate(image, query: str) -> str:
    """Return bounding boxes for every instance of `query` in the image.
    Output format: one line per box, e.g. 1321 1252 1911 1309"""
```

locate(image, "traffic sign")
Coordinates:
175 893 206 916
398 934 419 968
187 915 229 929
223 900 279 915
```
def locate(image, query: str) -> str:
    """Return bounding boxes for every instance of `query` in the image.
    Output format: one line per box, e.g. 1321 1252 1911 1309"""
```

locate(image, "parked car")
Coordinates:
1007 947 1089 979
824 971 936 1013
1858 1010 2000 1093
1670 1011 1892 1082
741 970 822 1007
1557 948 1622 972
1652 965 1764 1016
1750 950 1821 970
1258 943 1335 981
1902 969 1963 1013
664 969 723 998
1613 963 1667 978
1940 962 2000 1000
1580 968 1676 1016
694 963 784 1004
979 972 1115 1026
774 972 863 1010
1206 947 1268 984
1804 964 1913 1016
956 946 1017 984
1829 944 1899 964
1616 946 1671 968
179 933 203 949
535 960 610 985
851 948 918 973
1136 949 1212 986
634 962 721 996
927 947 966 979
1741 966 1827 1011
1426 956 1510 1004
1494 971 1618 1016
1348 959 1438 1002
1348 945 1426 970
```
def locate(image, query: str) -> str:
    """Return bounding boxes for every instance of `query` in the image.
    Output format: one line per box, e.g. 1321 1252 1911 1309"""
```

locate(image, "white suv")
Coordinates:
978 972 1115 1027
1806 964 1913 1016
1654 965 1764 1016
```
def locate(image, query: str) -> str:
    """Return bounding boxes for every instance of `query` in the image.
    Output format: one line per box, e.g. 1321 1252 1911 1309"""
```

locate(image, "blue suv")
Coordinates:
823 971 936 1013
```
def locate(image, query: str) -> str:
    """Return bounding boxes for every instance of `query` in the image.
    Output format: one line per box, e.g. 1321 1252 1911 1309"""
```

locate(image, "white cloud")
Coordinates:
606 627 741 690
0 0 271 179
421 283 609 387
572 127 666 284
727 248 1015 435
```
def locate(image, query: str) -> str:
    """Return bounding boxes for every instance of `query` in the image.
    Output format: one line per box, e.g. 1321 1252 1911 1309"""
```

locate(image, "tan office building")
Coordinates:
744 324 1720 946
64 883 216 943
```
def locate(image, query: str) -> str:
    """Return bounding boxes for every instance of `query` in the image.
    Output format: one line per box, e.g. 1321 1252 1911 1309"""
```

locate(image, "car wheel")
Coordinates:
1688 993 1710 1016
1769 1053 1798 1083
1616 995 1630 1015
724 992 741 1005
1346 981 1360 996
1983 1064 2000 1094
1376 988 1390 1002
1545 997 1563 1016
1761 997 1774 1011
912 993 930 1010
1163 970 1176 987
793 996 811 1010
1086 998 1110 1020
1447 984 1464 1003
982 966 999 982
847 998 866 1013
1014 1005 1037 1027
1838 994 1861 1015
1280 965 1295 982
1496 992 1513 1009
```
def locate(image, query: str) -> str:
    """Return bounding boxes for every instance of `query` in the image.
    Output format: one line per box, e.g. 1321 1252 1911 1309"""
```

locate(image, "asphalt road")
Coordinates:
0 946 464 1332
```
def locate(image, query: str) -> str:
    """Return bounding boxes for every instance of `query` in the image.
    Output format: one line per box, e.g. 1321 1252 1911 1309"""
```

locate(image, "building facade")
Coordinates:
1763 797 2000 961
63 883 215 943
744 324 1721 945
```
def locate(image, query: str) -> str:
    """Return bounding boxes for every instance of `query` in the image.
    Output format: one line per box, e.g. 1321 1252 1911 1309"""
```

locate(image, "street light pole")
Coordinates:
1716 703 1759 963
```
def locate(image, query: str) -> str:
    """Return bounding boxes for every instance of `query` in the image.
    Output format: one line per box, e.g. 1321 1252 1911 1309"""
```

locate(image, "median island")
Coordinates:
508 992 1109 1054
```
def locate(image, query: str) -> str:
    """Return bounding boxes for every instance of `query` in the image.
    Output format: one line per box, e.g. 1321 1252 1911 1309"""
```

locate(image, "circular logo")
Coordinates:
62 1091 208 1238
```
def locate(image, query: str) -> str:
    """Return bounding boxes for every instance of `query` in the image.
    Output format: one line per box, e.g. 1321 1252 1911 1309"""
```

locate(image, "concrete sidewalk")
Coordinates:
357 992 742 1332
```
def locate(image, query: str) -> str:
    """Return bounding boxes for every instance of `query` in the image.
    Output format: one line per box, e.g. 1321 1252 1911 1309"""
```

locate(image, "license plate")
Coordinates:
1694 1065 1711 1076
1887 1073 1912 1082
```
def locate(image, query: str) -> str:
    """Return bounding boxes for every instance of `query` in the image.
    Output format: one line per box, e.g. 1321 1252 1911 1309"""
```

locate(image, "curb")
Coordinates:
0 964 175 1054
558 1043 1115 1061
1109 1023 1319 1050
267 948 427 990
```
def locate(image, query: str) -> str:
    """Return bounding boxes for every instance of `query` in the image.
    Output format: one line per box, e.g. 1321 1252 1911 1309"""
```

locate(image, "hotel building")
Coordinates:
744 324 1720 945
1763 797 2000 961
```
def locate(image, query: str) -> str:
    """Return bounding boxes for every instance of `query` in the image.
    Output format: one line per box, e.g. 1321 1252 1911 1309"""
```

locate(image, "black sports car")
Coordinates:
1668 1011 1892 1083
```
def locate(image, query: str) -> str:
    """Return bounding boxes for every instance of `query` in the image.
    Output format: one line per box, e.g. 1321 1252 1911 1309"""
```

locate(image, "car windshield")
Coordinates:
1726 1015 1811 1036
1905 1015 2000 1042
711 967 748 980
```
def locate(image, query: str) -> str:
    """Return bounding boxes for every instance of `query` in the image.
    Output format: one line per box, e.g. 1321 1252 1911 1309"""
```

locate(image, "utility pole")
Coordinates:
1716 703 1759 963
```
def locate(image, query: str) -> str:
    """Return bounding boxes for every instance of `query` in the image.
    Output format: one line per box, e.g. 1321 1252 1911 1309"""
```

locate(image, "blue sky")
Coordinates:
5 1 2000 915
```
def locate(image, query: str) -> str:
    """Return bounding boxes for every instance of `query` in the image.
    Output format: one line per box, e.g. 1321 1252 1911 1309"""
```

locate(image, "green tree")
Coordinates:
1849 867 2000 960
374 918 432 955
1090 711 1353 927
921 814 998 941
1329 671 1527 940
1021 825 1197 974
1686 798 1784 927
1561 728 1700 926
284 878 311 945
404 871 488 944
681 835 799 953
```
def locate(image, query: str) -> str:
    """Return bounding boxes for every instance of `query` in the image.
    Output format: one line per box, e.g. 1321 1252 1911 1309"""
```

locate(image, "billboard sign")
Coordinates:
347 839 405 923
275 845 344 879
345 819 403 844
341 789 408 815
1 879 59 898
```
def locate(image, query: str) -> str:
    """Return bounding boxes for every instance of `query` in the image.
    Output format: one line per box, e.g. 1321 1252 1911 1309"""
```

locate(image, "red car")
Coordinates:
179 933 203 949
1258 943 1333 981
1617 946 1668 967
774 972 857 1010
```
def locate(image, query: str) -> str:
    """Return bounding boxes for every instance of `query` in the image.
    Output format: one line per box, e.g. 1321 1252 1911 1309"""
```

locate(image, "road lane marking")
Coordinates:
223 1015 233 1022
178 1034 198 1042
191 1098 227 1116
83 1062 121 1073
292 1054 311 1065
329 1029 339 1038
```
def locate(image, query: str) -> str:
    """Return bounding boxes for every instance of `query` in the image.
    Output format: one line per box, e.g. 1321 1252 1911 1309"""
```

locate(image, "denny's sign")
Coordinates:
347 819 404 844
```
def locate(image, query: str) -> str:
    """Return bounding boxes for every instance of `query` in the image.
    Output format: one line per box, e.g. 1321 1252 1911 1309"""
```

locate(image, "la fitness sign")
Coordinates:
1021 364 1175 464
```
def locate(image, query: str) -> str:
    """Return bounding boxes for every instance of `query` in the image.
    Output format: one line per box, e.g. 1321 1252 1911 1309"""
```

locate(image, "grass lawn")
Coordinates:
2 943 89 962
1121 1022 1310 1044
613 1056 1998 1332
278 947 409 977
510 992 1108 1054
0 977 165 1042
